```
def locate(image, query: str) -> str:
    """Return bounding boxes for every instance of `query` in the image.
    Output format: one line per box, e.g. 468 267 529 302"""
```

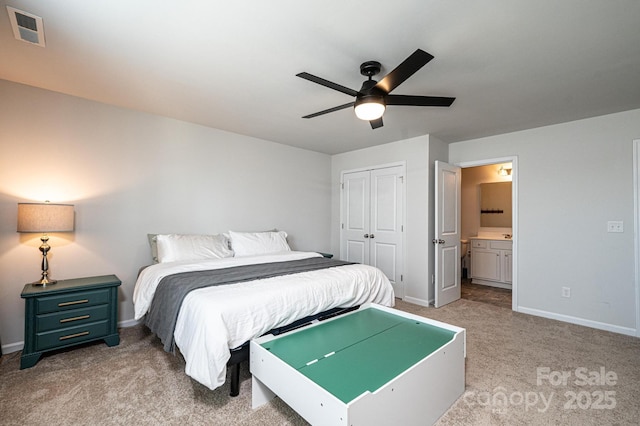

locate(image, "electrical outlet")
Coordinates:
607 221 624 233
562 287 571 298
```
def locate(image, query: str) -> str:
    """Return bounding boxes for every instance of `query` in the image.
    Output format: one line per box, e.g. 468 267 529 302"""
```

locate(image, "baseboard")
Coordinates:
403 296 431 308
470 279 512 290
518 306 637 337
119 318 143 328
1 341 24 354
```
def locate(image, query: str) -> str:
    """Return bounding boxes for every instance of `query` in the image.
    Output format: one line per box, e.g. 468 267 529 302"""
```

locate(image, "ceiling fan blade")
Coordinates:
385 94 455 107
375 49 434 94
302 102 355 119
296 72 359 97
369 117 384 129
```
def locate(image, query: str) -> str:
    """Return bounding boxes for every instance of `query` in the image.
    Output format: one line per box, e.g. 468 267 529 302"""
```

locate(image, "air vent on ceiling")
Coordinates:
6 6 45 47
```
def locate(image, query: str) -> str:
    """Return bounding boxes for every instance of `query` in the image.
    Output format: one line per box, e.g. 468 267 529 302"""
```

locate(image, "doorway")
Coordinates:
457 157 518 311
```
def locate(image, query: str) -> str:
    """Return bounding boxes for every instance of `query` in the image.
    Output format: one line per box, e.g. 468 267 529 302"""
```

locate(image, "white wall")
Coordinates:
331 135 435 305
449 109 640 335
0 80 332 351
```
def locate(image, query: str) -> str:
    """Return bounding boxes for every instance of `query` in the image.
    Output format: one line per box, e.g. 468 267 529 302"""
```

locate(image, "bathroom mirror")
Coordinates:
480 182 512 227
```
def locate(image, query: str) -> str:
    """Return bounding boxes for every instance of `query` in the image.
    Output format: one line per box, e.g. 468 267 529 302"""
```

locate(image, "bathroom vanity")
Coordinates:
470 237 512 289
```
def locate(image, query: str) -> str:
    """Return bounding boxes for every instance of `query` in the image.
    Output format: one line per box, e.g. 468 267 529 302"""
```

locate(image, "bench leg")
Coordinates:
252 376 276 409
229 363 240 397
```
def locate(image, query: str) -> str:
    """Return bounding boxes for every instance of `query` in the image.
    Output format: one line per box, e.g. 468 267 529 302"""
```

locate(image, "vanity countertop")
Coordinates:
470 228 513 241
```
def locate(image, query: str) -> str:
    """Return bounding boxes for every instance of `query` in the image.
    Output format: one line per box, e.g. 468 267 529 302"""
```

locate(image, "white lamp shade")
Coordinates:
354 101 386 121
17 203 75 233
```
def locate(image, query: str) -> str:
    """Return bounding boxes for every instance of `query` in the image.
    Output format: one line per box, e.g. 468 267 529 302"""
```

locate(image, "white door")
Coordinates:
369 167 404 290
342 170 370 265
342 165 404 297
434 161 461 307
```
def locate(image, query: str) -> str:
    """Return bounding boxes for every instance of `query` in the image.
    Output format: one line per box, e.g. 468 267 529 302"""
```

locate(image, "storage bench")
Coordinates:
250 304 465 426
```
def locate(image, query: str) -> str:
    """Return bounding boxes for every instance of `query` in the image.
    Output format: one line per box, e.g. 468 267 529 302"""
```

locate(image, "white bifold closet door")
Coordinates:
341 165 404 297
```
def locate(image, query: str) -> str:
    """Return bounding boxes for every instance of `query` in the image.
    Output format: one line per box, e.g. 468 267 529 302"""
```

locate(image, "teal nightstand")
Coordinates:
20 274 121 369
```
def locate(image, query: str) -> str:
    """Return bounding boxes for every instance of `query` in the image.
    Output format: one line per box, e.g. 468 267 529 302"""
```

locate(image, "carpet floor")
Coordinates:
1 298 639 425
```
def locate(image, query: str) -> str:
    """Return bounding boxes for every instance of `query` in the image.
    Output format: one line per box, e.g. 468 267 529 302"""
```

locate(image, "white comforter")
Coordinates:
133 251 395 390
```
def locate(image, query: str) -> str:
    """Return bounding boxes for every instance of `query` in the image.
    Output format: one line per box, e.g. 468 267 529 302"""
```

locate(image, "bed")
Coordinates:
133 232 395 394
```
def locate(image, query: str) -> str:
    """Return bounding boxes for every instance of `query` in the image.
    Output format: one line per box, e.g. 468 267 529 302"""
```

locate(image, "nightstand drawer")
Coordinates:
35 289 110 314
35 320 110 351
36 305 109 332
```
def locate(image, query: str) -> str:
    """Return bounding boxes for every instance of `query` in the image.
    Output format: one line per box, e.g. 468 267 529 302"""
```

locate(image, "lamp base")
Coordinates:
31 277 57 286
32 234 57 286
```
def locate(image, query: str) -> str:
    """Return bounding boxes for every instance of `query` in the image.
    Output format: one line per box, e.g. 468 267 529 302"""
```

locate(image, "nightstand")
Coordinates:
20 274 121 369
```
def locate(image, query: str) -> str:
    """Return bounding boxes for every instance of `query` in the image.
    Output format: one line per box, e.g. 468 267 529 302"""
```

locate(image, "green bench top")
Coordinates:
261 308 456 403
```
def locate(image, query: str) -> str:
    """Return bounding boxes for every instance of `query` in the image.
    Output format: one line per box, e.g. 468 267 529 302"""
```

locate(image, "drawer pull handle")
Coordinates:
60 315 90 323
58 299 89 307
59 331 89 341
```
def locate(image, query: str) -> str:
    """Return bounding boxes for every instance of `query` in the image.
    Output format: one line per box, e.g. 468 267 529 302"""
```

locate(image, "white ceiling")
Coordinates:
1 1 639 155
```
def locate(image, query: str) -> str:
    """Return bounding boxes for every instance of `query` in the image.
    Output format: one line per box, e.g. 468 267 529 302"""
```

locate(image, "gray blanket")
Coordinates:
145 256 354 353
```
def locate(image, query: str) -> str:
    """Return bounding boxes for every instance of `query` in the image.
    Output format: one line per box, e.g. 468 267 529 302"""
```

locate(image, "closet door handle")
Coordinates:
370 234 375 239
364 234 370 238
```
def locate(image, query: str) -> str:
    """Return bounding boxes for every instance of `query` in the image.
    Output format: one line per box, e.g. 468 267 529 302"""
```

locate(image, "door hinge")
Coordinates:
341 183 344 189
401 225 404 232
341 223 344 229
400 274 403 282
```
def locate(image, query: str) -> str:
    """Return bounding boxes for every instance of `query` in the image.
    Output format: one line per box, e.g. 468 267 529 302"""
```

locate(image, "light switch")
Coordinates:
607 221 623 233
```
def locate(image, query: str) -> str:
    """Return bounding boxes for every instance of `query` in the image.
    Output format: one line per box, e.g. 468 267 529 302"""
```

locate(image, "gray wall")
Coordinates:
331 135 433 305
449 109 640 334
0 80 332 350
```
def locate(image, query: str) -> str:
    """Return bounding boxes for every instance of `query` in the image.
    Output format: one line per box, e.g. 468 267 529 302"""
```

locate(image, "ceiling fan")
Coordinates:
297 49 455 129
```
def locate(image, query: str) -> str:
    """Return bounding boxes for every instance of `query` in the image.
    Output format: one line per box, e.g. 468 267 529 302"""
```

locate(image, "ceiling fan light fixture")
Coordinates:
298 49 454 129
354 96 386 121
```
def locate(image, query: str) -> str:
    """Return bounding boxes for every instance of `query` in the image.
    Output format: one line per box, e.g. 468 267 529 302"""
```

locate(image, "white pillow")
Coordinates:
228 231 291 257
155 234 234 263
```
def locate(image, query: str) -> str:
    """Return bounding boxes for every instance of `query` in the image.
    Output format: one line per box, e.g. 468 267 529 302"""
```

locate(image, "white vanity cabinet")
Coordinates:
470 238 512 288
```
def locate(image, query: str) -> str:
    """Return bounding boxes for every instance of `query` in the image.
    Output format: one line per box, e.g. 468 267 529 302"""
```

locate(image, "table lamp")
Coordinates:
17 202 75 286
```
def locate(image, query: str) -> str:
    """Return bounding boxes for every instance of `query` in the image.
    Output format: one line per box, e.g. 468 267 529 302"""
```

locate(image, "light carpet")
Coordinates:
1 298 639 425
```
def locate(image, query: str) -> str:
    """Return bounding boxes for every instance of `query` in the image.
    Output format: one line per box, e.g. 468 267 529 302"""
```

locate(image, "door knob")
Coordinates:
370 234 375 239
364 234 369 238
